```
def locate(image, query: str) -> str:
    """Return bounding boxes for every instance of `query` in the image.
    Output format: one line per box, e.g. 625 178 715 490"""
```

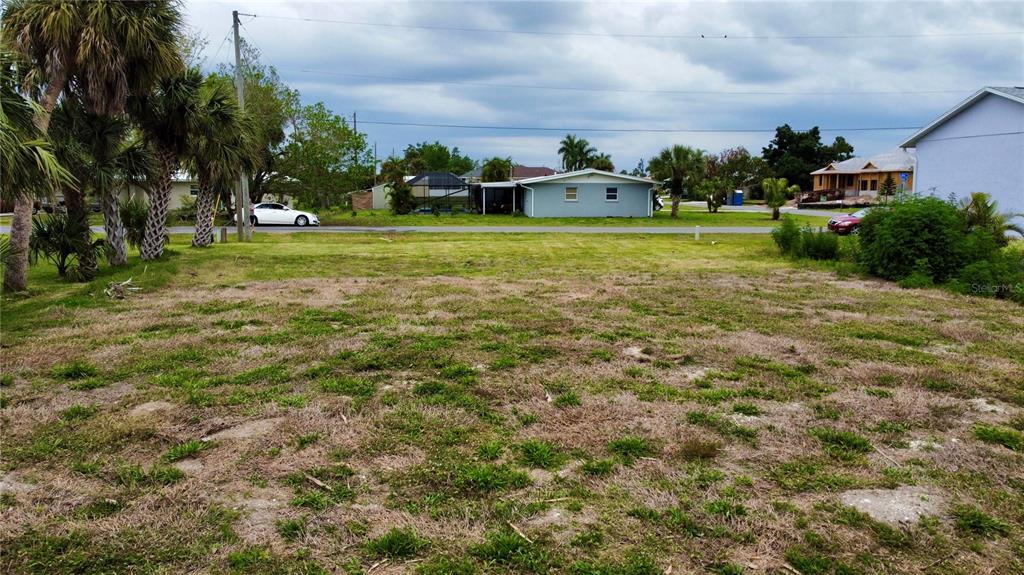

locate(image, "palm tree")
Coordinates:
1 44 73 291
648 145 706 218
762 177 801 220
959 192 1024 246
1 0 183 283
184 75 249 247
131 67 203 260
49 99 154 266
558 134 596 171
589 153 614 172
481 157 513 182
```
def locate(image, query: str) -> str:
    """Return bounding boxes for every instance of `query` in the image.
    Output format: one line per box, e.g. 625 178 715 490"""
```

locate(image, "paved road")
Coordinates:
1 224 785 235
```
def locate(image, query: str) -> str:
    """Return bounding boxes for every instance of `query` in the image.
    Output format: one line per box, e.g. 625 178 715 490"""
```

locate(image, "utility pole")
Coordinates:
232 10 255 241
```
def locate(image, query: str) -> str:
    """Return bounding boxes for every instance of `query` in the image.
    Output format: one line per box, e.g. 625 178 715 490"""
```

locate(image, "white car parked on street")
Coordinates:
250 203 319 227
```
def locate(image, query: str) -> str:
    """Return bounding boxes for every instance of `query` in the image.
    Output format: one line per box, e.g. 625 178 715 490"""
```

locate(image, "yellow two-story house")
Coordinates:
810 148 915 199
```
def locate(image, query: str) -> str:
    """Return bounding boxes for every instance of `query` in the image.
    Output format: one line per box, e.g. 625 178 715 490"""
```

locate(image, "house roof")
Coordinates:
516 168 656 185
462 165 558 180
406 172 466 187
512 165 557 179
810 148 915 175
899 86 1024 148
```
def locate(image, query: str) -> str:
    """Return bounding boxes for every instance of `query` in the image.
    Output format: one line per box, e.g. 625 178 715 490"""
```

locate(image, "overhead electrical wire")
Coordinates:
291 68 974 97
246 13 1021 41
356 120 922 133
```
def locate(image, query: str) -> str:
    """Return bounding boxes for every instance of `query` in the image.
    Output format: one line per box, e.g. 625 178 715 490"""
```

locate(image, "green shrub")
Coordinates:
858 196 971 282
799 227 840 260
29 212 105 281
770 216 802 255
897 270 934 289
950 249 1024 303
119 196 151 250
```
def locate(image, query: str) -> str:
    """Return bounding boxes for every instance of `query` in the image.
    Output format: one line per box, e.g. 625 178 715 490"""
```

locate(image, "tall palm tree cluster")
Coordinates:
1 0 251 293
557 134 614 172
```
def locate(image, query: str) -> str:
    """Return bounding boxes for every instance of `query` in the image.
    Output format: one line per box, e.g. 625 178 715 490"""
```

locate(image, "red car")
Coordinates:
827 208 871 235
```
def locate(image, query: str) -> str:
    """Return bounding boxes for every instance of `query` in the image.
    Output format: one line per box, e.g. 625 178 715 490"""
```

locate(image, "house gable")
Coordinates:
900 87 1024 148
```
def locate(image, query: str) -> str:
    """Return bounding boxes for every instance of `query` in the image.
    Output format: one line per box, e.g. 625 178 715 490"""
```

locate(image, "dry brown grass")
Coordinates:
2 235 1022 574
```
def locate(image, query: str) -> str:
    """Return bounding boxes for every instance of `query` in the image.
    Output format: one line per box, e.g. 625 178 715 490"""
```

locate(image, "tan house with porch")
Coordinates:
810 148 915 199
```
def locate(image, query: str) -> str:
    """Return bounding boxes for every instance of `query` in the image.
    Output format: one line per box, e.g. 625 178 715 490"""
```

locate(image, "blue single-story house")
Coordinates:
477 168 658 217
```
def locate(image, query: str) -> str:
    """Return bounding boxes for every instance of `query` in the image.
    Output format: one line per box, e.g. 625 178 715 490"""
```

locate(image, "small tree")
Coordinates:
382 157 415 214
959 192 1024 247
648 145 705 218
879 174 897 198
700 177 731 213
762 177 800 220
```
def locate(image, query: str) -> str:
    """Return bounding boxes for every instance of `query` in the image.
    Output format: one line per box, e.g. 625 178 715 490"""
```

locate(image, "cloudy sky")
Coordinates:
183 1 1023 170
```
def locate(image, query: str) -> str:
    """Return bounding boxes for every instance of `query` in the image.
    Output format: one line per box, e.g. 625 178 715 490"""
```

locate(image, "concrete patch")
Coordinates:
622 346 652 361
128 401 176 417
967 398 1008 414
203 418 284 441
172 459 204 474
839 486 944 526
0 472 37 494
907 440 942 451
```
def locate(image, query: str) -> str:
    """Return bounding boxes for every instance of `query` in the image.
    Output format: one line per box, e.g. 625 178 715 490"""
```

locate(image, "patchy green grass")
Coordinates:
2 232 1022 574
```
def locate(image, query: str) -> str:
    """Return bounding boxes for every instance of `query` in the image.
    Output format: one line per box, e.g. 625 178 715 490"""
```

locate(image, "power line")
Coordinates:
357 120 922 133
291 68 973 97
248 13 1022 41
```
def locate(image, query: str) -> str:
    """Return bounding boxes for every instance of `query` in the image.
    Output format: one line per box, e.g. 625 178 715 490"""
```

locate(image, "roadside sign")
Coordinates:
900 172 909 182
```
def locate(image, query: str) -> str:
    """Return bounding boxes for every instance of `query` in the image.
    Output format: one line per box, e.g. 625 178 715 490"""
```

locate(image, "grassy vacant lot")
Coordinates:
1 233 1022 575
313 208 831 228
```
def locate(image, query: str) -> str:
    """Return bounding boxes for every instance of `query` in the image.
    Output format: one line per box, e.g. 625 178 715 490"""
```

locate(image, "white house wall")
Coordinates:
913 94 1024 225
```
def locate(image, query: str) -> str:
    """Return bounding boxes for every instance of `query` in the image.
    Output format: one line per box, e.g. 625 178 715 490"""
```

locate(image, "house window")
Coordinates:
869 179 878 191
605 187 618 202
189 184 199 196
860 180 868 191
846 175 855 187
564 187 578 202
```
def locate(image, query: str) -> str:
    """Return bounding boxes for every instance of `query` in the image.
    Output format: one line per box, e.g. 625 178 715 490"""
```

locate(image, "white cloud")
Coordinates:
184 0 1024 165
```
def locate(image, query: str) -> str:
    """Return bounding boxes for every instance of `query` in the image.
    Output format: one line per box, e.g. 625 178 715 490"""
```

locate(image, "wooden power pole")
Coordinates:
232 10 255 241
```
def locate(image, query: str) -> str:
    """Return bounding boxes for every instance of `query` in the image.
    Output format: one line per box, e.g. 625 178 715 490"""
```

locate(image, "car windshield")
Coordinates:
851 209 870 218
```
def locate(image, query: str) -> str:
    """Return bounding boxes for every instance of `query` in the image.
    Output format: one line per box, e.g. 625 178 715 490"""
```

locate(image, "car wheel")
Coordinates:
850 226 860 235
250 216 258 226
295 215 308 227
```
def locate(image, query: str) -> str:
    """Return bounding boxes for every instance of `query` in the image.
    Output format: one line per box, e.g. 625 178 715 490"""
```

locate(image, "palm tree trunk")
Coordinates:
63 186 98 278
191 178 216 247
141 147 174 260
670 196 680 219
772 207 780 220
102 188 128 265
3 198 34 293
4 77 66 292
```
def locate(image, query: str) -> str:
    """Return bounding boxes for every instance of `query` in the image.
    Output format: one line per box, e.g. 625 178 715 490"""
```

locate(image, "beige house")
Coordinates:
810 148 915 199
122 172 289 211
121 172 198 210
